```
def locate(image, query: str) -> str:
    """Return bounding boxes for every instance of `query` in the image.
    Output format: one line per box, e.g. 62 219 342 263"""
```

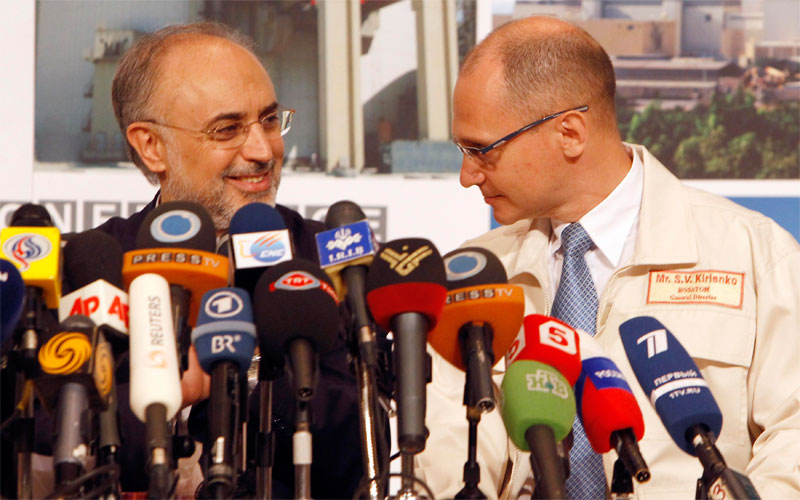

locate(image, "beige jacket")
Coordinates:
415 145 800 499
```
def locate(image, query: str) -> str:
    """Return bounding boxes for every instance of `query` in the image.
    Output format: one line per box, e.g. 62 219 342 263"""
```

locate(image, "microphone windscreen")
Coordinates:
64 230 124 289
128 273 182 421
10 203 53 227
1 258 25 346
506 314 583 386
253 259 340 357
619 316 722 455
500 360 576 450
575 355 645 453
365 238 447 330
442 247 507 289
136 201 216 252
230 202 286 234
193 288 257 374
324 200 366 229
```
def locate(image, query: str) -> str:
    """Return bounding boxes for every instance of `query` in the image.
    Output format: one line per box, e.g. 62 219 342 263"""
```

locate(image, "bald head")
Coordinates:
112 22 258 183
462 17 617 126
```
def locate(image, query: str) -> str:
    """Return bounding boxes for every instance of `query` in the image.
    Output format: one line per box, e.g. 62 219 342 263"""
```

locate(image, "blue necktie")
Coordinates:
552 223 606 499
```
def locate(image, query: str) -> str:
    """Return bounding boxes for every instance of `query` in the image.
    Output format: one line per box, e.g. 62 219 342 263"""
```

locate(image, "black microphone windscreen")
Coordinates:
324 200 367 229
11 203 53 227
135 201 216 251
442 247 507 289
365 238 446 291
64 230 124 289
253 259 340 357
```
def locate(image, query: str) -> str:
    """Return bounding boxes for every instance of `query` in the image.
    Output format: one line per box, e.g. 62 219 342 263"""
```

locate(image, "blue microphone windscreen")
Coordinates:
1 259 25 347
619 316 722 455
192 287 257 374
229 202 286 234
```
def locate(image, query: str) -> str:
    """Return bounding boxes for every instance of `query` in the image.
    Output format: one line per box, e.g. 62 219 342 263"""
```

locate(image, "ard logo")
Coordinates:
379 244 433 277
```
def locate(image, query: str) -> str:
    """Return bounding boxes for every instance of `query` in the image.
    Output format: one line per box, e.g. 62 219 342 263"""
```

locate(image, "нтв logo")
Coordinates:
150 210 201 243
248 234 287 264
205 290 244 318
3 234 52 271
444 251 487 282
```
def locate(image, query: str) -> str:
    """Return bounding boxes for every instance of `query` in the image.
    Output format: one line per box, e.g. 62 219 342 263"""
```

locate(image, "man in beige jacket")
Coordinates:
416 16 800 499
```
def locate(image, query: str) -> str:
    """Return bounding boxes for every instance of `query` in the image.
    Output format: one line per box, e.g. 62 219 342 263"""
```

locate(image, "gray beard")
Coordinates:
160 159 280 233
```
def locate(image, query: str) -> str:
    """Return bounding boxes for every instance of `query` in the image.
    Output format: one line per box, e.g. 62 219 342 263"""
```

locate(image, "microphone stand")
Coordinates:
455 323 495 499
342 265 385 500
691 426 760 500
294 402 312 500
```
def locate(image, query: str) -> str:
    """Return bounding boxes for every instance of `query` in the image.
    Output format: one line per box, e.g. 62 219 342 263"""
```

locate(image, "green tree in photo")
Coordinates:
619 88 800 179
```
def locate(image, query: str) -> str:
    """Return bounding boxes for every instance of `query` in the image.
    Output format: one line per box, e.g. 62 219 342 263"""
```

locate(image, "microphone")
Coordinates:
193 287 257 498
228 201 293 380
619 316 760 499
317 200 385 497
253 259 340 498
506 314 583 386
1 259 25 348
1 206 62 309
366 238 447 454
317 200 379 363
122 201 228 370
253 259 340 400
229 201 294 293
501 359 576 500
430 247 524 411
60 230 128 354
573 332 649 484
128 273 182 499
35 315 115 484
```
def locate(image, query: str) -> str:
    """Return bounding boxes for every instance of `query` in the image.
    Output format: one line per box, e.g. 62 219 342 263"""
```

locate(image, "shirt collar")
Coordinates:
551 147 643 267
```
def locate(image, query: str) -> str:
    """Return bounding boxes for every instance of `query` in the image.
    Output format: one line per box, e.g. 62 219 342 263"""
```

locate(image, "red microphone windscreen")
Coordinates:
506 314 583 386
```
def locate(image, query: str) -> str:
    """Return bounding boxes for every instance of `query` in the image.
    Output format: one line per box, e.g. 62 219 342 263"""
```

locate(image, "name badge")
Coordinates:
647 270 744 309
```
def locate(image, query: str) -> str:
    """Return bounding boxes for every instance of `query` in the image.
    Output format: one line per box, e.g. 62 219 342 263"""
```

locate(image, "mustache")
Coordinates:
223 160 276 177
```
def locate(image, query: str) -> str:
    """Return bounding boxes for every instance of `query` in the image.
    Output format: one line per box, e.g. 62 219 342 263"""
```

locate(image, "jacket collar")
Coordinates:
627 144 698 267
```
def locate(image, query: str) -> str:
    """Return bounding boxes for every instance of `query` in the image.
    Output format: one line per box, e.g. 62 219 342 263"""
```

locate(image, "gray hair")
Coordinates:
111 22 256 184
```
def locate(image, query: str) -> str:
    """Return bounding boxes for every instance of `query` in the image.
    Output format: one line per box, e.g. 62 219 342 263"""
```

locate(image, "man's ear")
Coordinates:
126 123 168 175
557 110 588 159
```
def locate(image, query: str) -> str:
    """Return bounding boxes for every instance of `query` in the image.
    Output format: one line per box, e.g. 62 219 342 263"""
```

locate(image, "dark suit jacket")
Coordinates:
92 194 367 498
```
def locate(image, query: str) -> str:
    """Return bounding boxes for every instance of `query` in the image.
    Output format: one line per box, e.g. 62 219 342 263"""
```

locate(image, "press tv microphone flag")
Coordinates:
429 247 524 372
128 273 182 499
506 314 583 386
122 201 227 325
1 205 62 308
573 331 649 483
229 202 294 294
0 258 25 347
59 230 128 343
428 247 523 411
365 238 447 453
501 359 576 500
193 287 256 498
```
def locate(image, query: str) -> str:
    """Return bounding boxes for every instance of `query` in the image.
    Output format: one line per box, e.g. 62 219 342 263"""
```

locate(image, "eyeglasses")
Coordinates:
454 105 589 162
145 107 295 149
